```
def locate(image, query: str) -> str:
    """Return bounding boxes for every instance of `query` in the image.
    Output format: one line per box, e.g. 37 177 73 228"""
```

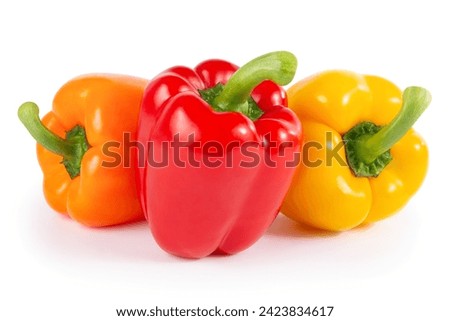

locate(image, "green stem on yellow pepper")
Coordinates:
344 86 431 177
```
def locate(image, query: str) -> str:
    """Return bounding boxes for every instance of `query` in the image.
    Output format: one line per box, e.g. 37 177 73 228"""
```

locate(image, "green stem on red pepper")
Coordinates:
344 86 431 177
200 51 297 121
18 102 89 178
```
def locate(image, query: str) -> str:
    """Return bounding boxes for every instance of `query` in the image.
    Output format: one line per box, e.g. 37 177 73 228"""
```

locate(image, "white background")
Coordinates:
1 0 449 320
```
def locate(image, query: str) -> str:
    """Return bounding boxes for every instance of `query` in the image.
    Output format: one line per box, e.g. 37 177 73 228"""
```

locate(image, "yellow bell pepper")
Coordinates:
282 71 431 231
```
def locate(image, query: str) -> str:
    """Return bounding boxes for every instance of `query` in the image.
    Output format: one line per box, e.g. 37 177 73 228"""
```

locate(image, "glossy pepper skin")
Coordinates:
19 74 147 227
282 71 430 231
137 52 302 258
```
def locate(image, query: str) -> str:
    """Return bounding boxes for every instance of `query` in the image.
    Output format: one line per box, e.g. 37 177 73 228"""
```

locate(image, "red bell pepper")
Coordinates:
137 51 302 258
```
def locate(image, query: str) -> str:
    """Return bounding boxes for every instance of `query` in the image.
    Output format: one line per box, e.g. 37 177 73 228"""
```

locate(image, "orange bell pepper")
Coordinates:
18 74 147 227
